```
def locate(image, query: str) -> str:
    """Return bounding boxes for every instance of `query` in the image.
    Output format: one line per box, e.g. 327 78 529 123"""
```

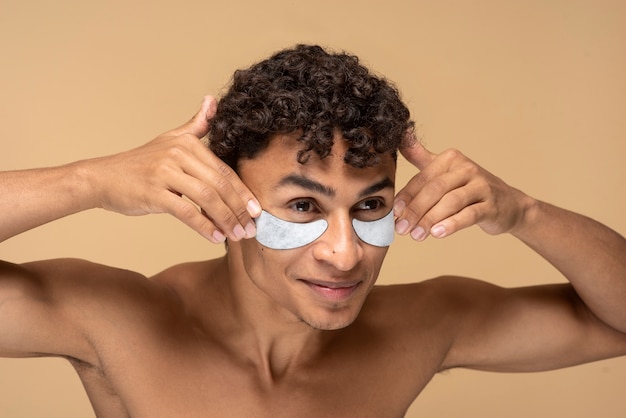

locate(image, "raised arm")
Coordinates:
0 96 261 244
393 140 626 371
0 97 261 360
512 200 626 333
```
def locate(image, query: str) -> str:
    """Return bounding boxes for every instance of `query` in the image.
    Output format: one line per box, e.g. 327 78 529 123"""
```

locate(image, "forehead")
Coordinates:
237 133 396 195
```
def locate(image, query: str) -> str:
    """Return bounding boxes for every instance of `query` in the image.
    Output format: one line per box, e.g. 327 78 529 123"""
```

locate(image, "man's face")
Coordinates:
235 132 396 330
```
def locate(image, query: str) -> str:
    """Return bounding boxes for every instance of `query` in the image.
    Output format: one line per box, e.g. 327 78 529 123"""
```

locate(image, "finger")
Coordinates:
393 146 441 217
154 135 261 239
394 149 467 219
184 138 262 219
399 139 437 171
167 154 261 242
394 169 469 236
412 182 483 240
170 95 218 138
158 190 227 243
167 170 254 242
394 149 454 218
429 202 486 239
394 170 428 218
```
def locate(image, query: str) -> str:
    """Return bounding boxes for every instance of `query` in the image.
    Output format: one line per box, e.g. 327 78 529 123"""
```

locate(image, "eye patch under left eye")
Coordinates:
254 210 395 250
351 210 395 247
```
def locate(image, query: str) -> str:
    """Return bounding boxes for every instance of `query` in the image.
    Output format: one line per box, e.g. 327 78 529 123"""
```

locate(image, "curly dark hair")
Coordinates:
208 44 414 170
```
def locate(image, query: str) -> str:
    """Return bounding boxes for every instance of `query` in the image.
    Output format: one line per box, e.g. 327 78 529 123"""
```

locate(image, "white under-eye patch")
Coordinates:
352 210 395 247
255 210 395 250
255 210 328 250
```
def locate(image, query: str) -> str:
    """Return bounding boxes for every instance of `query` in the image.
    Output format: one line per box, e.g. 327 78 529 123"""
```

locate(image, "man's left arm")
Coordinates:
393 139 626 370
511 199 626 334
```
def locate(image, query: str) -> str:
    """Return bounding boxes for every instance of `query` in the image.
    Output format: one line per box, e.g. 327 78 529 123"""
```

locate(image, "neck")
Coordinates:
217 243 330 382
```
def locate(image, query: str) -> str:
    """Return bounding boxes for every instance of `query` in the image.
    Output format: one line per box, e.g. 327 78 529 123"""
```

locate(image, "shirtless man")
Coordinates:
1 45 625 417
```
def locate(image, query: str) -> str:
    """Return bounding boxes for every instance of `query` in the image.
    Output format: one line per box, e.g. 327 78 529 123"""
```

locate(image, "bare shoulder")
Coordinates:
1 258 184 359
20 258 187 330
21 258 165 302
150 258 225 300
360 276 506 346
366 276 501 317
344 277 501 378
367 276 626 372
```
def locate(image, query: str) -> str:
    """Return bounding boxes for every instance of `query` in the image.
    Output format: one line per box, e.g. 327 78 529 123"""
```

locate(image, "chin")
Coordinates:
300 309 360 331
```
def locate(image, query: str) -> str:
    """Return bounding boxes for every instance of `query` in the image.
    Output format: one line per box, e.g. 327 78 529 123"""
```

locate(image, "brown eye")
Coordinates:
357 199 382 211
293 200 312 212
353 198 386 221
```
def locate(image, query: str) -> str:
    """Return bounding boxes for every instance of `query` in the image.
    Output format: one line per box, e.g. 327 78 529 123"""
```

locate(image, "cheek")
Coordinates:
239 240 301 285
367 247 389 275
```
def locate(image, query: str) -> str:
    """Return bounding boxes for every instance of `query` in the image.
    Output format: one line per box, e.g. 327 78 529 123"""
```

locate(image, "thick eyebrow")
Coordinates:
276 174 394 199
358 177 395 198
277 174 336 197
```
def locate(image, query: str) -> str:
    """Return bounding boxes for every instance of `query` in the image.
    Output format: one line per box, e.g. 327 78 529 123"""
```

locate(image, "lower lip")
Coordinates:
302 281 361 302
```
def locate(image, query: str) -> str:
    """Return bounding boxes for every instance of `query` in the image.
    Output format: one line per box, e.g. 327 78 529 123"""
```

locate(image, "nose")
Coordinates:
311 214 364 271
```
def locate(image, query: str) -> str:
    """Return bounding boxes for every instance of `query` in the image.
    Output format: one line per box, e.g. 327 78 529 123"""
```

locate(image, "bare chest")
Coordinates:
75 333 441 418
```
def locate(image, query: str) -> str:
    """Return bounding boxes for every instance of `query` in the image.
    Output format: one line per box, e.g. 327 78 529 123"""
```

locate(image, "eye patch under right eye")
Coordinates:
255 210 328 249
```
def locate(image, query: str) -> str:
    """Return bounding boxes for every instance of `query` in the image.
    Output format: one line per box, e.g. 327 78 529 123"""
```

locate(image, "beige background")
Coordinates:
1 0 625 416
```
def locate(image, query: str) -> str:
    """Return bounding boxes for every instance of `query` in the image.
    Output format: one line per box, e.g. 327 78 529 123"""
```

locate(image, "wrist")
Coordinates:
509 194 542 240
66 158 104 212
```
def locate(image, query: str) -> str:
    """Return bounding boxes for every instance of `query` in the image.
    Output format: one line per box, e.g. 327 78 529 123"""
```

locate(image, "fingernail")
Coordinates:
247 199 262 217
212 230 226 243
245 221 256 238
393 200 406 217
232 224 246 240
395 219 410 235
411 226 427 241
431 225 446 238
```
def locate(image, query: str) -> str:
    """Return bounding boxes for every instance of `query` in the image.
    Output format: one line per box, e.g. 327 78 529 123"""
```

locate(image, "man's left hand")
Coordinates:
393 140 531 241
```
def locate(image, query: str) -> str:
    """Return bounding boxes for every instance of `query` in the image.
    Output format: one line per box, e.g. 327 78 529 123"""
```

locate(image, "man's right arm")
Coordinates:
0 96 261 244
0 96 261 359
0 257 164 364
0 259 95 361
0 163 95 242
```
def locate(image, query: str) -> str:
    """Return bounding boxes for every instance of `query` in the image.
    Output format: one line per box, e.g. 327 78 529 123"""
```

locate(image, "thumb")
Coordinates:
171 95 218 138
399 137 436 171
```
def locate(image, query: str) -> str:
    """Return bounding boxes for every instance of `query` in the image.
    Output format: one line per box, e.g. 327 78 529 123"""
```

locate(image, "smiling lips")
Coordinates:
301 279 362 301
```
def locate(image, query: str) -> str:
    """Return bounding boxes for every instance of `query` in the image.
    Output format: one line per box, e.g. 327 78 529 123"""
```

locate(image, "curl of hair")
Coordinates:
209 44 414 169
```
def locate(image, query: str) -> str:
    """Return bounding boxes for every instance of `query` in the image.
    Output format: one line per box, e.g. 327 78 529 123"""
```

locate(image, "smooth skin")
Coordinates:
1 97 625 417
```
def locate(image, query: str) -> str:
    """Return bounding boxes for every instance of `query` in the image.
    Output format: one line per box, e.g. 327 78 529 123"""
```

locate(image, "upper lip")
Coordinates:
299 279 362 289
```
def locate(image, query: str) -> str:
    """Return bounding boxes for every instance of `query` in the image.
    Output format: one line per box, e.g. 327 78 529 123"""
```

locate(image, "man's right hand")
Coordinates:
88 96 261 243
